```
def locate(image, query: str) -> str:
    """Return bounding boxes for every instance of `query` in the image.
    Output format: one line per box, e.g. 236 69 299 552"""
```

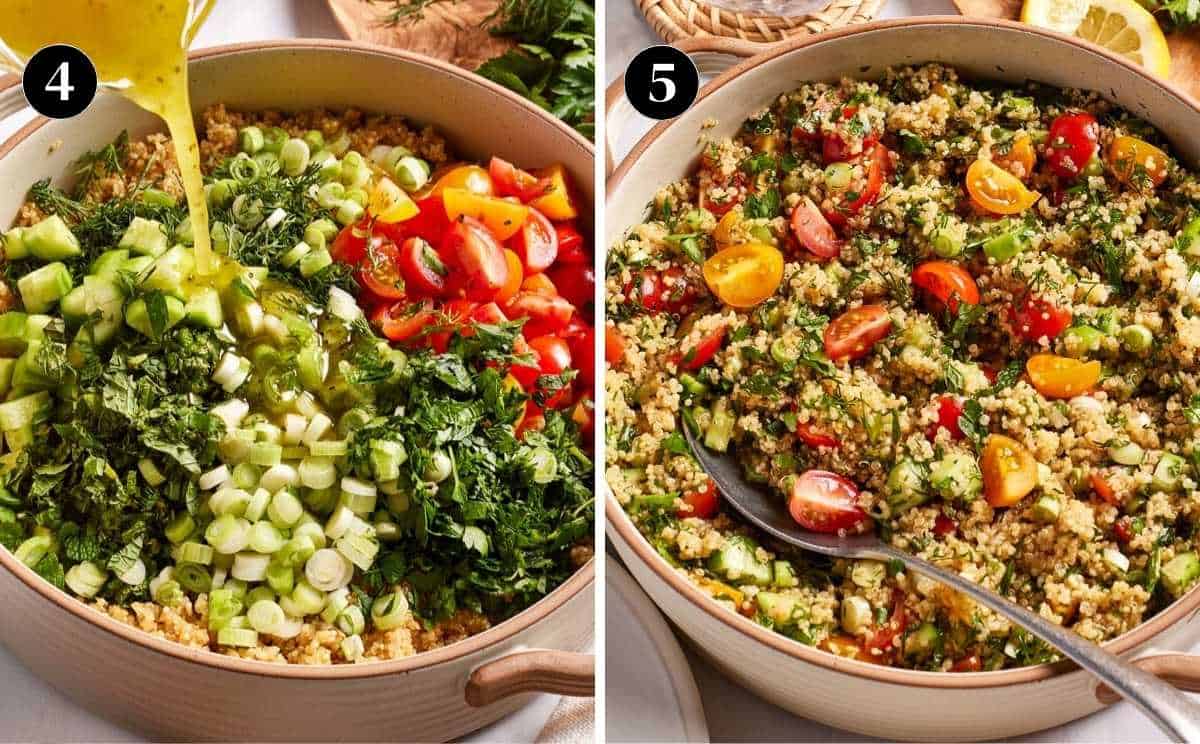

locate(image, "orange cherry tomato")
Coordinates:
966 159 1041 215
522 273 558 296
702 243 784 309
496 249 524 304
994 135 1036 181
911 260 980 314
677 479 719 519
1090 472 1118 505
442 188 530 241
677 325 726 371
605 325 627 365
981 434 1039 507
1026 353 1101 399
426 164 494 197
528 164 577 220
823 304 892 362
1107 135 1169 190
571 394 594 439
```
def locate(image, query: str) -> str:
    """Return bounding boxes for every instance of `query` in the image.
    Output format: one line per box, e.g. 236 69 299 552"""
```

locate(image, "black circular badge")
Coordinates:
22 45 98 119
624 45 699 120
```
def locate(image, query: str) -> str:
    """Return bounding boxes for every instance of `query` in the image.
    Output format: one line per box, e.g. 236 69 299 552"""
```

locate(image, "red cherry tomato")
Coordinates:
470 302 508 325
547 261 595 311
489 157 552 202
795 422 840 449
397 237 448 296
1114 516 1134 543
1045 111 1100 181
823 304 891 362
926 395 965 441
426 299 477 353
1010 294 1072 342
508 335 543 389
911 261 980 314
554 222 589 264
677 479 720 519
392 194 452 245
331 221 371 265
506 291 575 338
373 301 436 344
1090 472 1119 506
529 336 572 374
842 143 889 215
787 470 871 534
678 325 726 371
443 216 510 301
568 326 595 389
509 208 558 273
950 655 982 673
790 197 842 259
516 400 546 439
863 590 909 658
623 268 699 315
357 239 407 300
605 326 627 365
933 514 958 536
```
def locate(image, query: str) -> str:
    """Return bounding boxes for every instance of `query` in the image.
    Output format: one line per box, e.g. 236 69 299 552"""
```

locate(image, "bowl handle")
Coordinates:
464 649 594 707
0 74 24 124
1095 653 1200 705
604 37 768 175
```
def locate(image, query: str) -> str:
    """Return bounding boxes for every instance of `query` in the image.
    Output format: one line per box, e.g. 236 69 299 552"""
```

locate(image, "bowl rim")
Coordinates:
0 38 594 680
605 15 1200 690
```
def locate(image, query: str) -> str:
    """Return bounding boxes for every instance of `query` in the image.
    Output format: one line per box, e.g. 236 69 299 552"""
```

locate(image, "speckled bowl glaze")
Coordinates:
606 18 1200 741
0 40 593 742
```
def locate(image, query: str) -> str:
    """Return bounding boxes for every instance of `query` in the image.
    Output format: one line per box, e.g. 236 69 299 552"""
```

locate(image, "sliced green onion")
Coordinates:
249 521 286 554
334 200 364 227
336 604 365 636
341 634 364 661
289 580 327 615
138 458 167 487
205 514 252 554
294 521 328 549
164 512 196 545
300 247 334 277
117 557 147 586
280 138 311 177
316 182 346 209
336 532 379 571
199 464 231 491
305 547 352 591
422 450 453 483
283 414 307 446
268 488 304 528
322 587 351 624
246 586 274 608
65 561 107 598
153 578 184 607
231 552 271 582
244 488 271 522
217 626 259 647
309 439 348 458
280 241 311 268
210 399 250 431
371 590 410 630
393 156 430 192
324 505 356 540
248 598 287 634
231 462 261 490
239 126 265 154
259 463 299 492
299 456 338 490
265 560 295 596
175 562 212 593
248 442 283 468
180 541 215 565
327 132 351 156
209 487 251 517
229 154 262 184
370 440 407 483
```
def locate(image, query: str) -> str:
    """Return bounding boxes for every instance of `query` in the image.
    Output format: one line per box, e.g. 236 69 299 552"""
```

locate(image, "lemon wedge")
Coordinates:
1021 0 1171 78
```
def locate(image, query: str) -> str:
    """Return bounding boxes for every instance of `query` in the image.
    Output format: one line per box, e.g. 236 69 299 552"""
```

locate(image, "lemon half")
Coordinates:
1021 0 1171 78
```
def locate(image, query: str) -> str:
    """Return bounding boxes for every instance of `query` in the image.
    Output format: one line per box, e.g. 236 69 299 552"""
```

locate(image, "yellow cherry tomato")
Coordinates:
981 434 1039 508
367 177 419 223
966 159 1041 215
529 164 578 220
503 374 526 430
713 209 741 245
426 164 494 197
1107 135 1169 190
696 576 744 605
442 187 530 240
1026 353 1101 399
702 243 784 309
994 135 1036 181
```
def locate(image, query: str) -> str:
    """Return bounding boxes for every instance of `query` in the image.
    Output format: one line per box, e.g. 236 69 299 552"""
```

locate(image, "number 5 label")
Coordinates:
625 46 699 120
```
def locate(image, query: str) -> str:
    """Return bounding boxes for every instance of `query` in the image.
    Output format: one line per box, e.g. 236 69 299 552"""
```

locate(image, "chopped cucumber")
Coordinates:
125 295 186 338
707 535 772 586
12 340 61 391
2 226 29 260
23 215 81 260
89 248 130 279
771 560 799 588
118 216 169 257
122 254 155 277
630 493 675 511
60 275 124 329
185 286 224 329
704 399 735 452
0 312 30 356
1180 217 1200 259
885 458 930 515
1152 453 1187 492
1162 552 1200 597
140 245 195 298
983 228 1026 263
18 262 73 313
904 622 941 658
0 358 14 396
928 451 981 503
755 591 802 626
1031 494 1061 523
0 391 50 431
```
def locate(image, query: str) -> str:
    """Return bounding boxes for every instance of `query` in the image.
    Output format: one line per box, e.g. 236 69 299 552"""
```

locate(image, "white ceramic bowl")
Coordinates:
0 40 594 741
606 18 1200 741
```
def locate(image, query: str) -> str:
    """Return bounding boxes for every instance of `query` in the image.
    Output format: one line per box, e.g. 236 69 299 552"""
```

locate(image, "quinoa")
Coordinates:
606 63 1200 671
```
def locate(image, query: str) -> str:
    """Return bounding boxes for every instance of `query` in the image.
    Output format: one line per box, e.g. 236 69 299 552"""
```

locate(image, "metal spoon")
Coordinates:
682 426 1200 741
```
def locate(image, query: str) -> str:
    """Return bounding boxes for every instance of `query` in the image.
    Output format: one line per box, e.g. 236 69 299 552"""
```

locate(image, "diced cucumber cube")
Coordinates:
1180 217 1200 259
1162 552 1200 597
140 245 194 298
2 226 29 261
122 254 155 277
771 560 799 588
886 458 930 515
755 591 802 626
185 286 224 329
18 262 73 313
89 248 130 278
23 215 81 260
707 535 772 587
0 358 15 396
0 313 29 357
118 216 169 257
125 295 186 338
704 399 734 452
61 276 124 330
0 391 50 431
12 341 57 392
4 426 32 452
904 622 941 658
1152 453 1188 493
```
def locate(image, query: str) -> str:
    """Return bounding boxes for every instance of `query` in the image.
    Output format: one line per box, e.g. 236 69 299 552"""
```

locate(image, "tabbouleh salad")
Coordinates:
606 63 1200 671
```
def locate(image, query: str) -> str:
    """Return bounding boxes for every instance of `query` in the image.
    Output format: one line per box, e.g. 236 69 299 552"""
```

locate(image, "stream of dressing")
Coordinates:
0 0 218 275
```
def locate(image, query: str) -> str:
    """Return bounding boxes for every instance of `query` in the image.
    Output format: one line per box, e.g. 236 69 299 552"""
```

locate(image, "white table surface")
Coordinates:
604 3 1191 741
0 3 573 740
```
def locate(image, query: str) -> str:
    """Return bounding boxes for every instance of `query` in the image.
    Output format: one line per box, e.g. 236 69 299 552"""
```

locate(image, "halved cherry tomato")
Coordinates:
385 194 452 245
981 434 1038 507
548 261 595 310
606 325 627 365
373 301 436 344
427 298 478 353
554 222 589 263
1026 353 1101 399
506 291 575 337
470 301 508 325
824 304 891 362
677 479 720 519
702 243 784 309
1090 472 1118 506
529 335 572 374
529 164 577 220
516 399 545 439
522 273 558 295
357 239 406 300
443 188 529 241
678 325 726 371
1010 294 1072 342
1114 516 1135 543
827 143 890 223
568 326 595 388
911 260 980 314
822 635 879 664
624 268 700 315
1044 111 1100 180
571 394 594 439
796 422 840 449
509 207 558 272
489 157 552 202
1107 135 1170 189
331 221 371 265
426 164 493 197
787 470 871 534
966 159 1040 215
994 135 1037 181
926 395 965 441
442 216 510 301
497 249 524 304
368 177 419 223
933 514 958 536
863 589 909 658
398 237 448 296
950 655 982 673
790 197 842 259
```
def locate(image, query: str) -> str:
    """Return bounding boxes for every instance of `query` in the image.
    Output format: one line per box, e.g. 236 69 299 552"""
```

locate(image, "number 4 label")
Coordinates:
46 61 74 102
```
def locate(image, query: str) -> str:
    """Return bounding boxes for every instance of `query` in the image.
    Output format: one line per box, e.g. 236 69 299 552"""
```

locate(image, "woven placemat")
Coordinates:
637 0 886 44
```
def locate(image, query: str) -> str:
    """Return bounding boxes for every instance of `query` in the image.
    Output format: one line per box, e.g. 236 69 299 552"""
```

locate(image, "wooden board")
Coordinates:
953 0 1200 101
326 0 516 71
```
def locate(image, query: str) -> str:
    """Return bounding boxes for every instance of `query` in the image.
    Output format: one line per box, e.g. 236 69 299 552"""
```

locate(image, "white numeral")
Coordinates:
46 61 74 102
649 63 676 103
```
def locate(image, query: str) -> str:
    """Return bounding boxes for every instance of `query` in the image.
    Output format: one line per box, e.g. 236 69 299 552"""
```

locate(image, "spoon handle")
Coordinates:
882 545 1200 742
